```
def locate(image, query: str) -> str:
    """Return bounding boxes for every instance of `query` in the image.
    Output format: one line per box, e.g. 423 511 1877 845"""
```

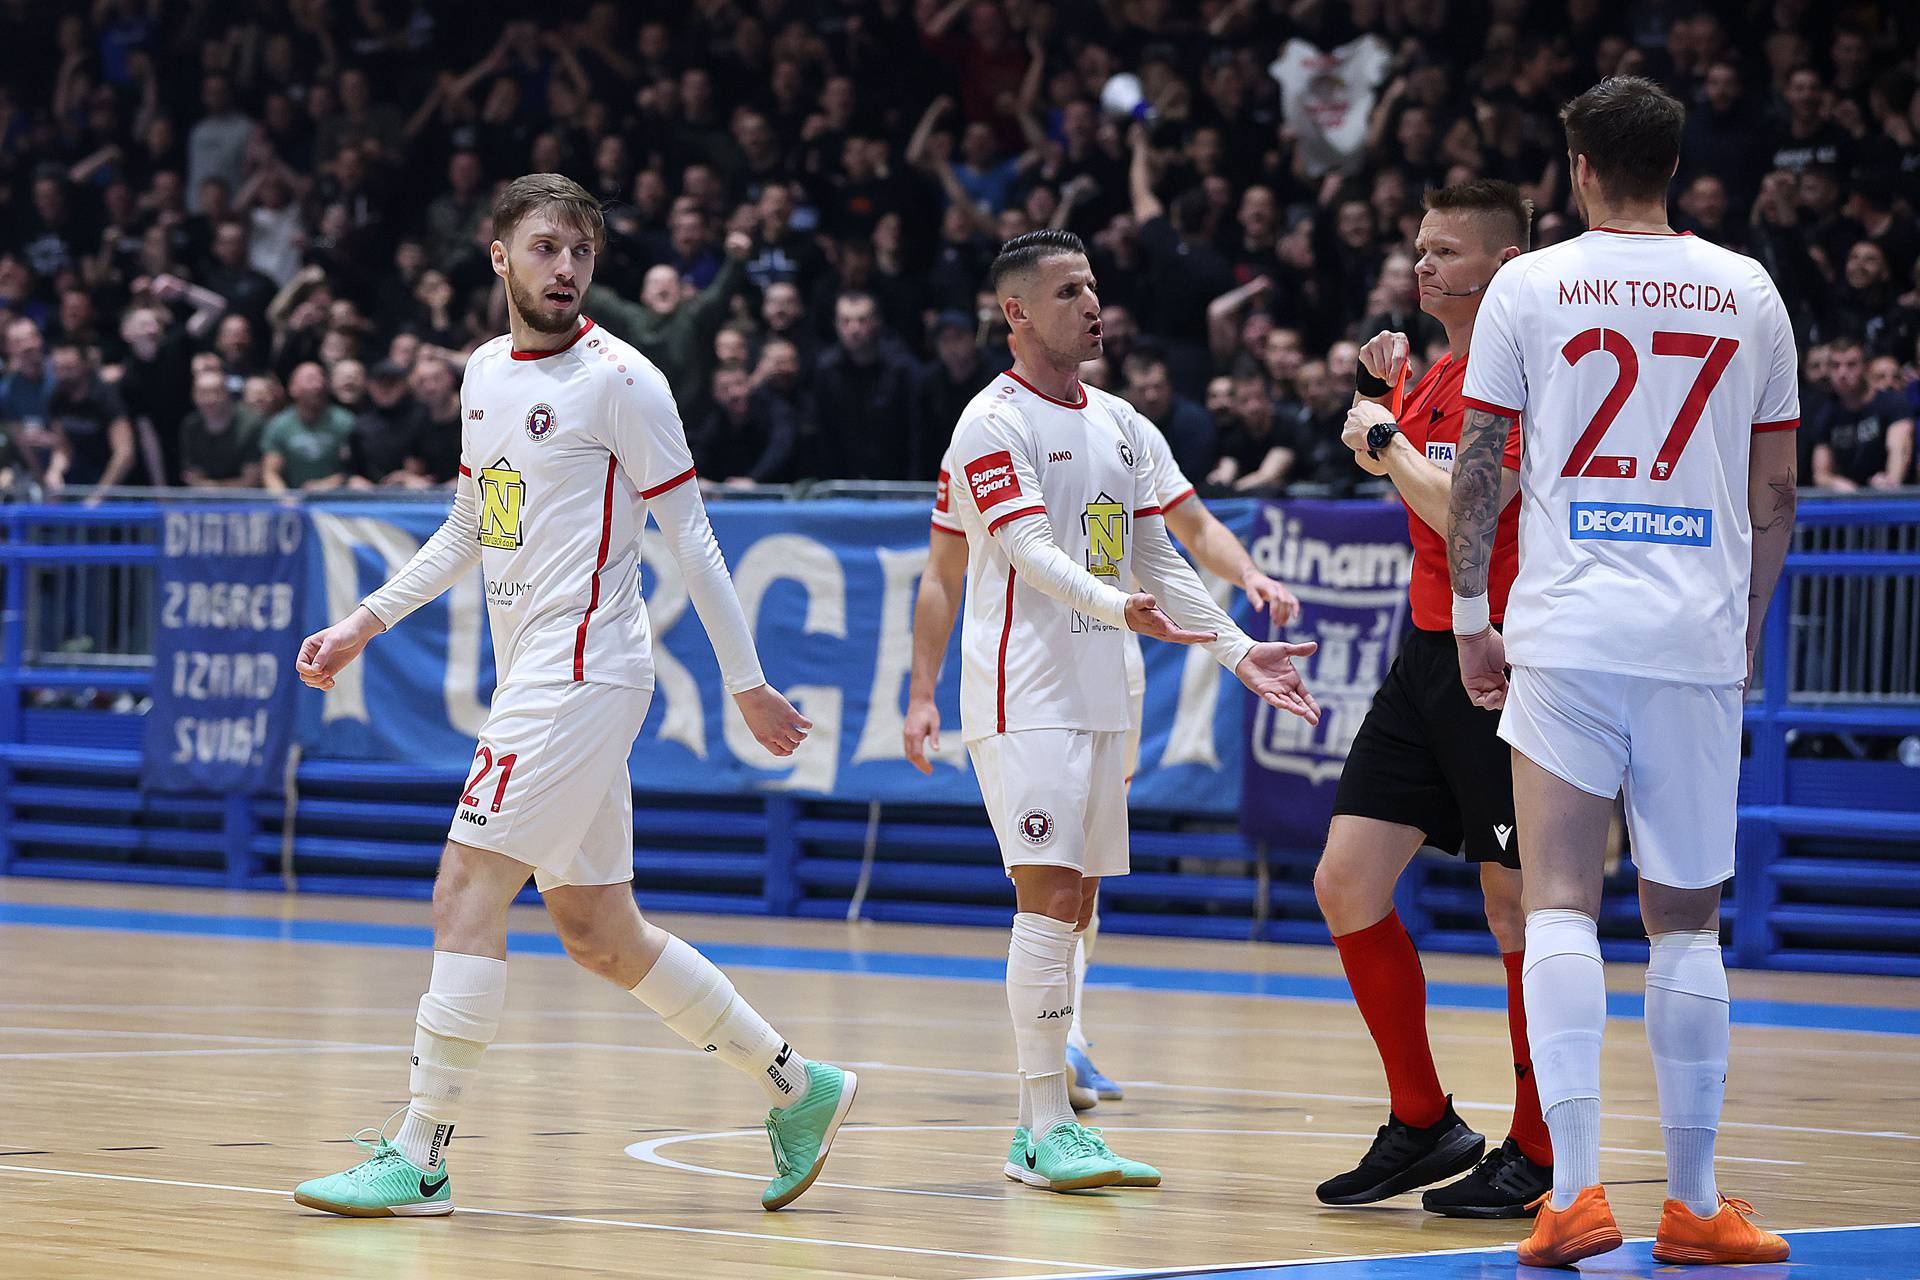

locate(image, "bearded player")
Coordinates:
1448 79 1796 1266
940 229 1320 1191
291 174 854 1217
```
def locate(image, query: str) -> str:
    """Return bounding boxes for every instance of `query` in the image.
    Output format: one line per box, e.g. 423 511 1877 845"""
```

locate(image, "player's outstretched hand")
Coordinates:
1456 628 1508 709
903 697 941 775
295 606 383 691
735 683 812 758
1235 641 1320 724
1124 592 1216 645
1242 571 1301 626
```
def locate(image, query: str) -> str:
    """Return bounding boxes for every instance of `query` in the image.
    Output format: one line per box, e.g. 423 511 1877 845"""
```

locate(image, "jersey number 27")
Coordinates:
1560 328 1739 481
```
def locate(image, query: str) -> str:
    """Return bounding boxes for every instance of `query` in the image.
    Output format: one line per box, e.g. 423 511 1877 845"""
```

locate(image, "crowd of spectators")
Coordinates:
0 0 1916 504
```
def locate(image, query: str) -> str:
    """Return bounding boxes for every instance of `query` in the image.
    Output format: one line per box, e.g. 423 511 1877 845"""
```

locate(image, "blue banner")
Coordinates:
144 506 309 793
1240 499 1414 845
296 498 1265 815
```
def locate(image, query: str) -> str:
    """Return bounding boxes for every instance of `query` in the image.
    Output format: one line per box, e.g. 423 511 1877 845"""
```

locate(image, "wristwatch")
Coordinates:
1366 420 1400 460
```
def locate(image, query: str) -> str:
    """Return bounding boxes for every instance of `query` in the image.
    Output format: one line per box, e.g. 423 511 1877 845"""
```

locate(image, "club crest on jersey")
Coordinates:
1082 493 1126 579
1117 440 1135 467
1018 808 1055 846
525 402 557 442
477 458 525 549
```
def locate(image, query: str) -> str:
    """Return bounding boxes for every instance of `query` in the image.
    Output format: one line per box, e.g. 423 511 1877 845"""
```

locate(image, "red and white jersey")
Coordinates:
934 398 1198 698
933 409 1196 536
1461 230 1799 683
944 372 1158 740
441 318 698 688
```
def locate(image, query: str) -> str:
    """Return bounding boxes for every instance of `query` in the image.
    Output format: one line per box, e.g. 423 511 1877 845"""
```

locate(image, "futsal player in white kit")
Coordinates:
945 230 1321 1191
908 408 1299 1113
1445 80 1797 1266
290 175 854 1217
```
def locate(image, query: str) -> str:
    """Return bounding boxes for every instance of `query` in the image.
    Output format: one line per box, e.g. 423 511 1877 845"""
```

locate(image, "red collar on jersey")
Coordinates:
511 316 597 360
1004 369 1087 409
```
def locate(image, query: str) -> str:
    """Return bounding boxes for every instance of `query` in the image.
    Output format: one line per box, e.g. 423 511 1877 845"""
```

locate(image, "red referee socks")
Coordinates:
1503 949 1553 1166
1332 910 1447 1129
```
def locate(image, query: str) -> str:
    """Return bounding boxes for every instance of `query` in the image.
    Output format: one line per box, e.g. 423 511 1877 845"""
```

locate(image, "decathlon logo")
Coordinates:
1569 502 1712 547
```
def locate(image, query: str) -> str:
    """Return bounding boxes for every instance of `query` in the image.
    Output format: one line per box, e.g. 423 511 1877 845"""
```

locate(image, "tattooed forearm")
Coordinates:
1446 407 1512 598
1751 470 1797 535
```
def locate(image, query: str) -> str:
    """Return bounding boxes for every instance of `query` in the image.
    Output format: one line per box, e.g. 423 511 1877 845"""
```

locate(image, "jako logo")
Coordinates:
457 810 487 826
1048 450 1073 462
1570 502 1713 547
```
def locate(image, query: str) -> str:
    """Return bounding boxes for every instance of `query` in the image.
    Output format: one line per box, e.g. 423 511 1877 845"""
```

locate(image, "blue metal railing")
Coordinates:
1 496 1916 973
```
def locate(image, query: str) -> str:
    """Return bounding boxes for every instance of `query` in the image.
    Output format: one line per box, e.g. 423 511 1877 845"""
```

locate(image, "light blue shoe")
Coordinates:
1068 1043 1123 1101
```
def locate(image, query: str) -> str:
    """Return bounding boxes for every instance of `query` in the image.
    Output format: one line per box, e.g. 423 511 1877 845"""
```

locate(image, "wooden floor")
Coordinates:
1 878 1916 1279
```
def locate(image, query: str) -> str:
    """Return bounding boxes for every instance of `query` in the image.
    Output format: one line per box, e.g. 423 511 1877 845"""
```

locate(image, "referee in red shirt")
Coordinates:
1311 180 1550 1218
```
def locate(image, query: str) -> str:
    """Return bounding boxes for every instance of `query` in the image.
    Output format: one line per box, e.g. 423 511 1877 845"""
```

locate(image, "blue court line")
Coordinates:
1032 1222 1920 1278
3 900 1918 1038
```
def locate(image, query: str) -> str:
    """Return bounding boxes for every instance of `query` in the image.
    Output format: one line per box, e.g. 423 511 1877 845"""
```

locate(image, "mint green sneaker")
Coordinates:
1027 1121 1125 1192
1084 1126 1161 1187
1004 1126 1048 1188
761 1061 858 1210
293 1125 453 1217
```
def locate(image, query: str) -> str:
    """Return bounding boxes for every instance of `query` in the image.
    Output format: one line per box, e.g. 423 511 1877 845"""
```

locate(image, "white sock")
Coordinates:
1524 909 1606 1208
1068 909 1098 1054
1007 912 1077 1137
1647 929 1729 1218
397 950 506 1171
1017 1073 1033 1131
631 934 808 1108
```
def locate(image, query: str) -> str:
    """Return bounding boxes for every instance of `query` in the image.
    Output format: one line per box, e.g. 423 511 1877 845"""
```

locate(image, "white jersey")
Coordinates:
1461 230 1799 684
944 373 1162 740
364 318 722 689
935 408 1199 714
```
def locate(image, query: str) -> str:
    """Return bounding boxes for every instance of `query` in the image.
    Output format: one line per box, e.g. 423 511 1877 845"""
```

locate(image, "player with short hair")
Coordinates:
290 173 855 1218
938 228 1321 1191
1314 179 1554 1219
1448 78 1797 1266
907 368 1301 1115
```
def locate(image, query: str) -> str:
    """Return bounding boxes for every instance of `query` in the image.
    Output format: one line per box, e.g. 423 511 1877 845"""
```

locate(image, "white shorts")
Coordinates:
968 728 1131 879
448 680 651 891
1122 635 1147 780
1499 665 1741 889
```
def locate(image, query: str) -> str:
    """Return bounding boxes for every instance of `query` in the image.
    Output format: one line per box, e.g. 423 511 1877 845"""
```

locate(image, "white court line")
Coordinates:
964 1219 1920 1280
4 1032 1908 1143
625 1125 1800 1200
0 1163 1116 1271
0 1026 374 1048
5 1001 1915 1060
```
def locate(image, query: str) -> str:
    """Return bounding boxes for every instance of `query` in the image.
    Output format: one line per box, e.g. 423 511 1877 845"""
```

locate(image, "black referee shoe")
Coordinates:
1421 1137 1553 1218
1314 1099 1484 1205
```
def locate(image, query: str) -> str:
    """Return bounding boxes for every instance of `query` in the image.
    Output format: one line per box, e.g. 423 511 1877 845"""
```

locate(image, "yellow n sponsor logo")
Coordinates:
1082 493 1126 579
477 457 525 550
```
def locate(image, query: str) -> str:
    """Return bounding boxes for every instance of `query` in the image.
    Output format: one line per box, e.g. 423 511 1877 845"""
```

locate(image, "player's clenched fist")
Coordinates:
1455 627 1508 710
295 605 384 691
734 683 812 758
1234 640 1321 724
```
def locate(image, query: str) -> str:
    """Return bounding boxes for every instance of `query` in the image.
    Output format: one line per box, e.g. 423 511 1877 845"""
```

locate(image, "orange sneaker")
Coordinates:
1651 1196 1790 1264
1516 1185 1624 1267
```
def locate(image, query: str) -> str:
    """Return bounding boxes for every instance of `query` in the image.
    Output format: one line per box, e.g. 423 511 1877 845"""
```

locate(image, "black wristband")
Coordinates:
1355 365 1393 398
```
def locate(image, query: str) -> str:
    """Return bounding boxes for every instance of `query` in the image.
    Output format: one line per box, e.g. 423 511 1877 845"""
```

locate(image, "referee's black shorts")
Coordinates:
1330 626 1520 868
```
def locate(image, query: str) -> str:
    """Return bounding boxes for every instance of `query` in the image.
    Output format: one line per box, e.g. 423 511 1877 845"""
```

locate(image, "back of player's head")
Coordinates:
990 229 1087 297
493 172 606 253
1423 179 1533 252
1559 76 1685 204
